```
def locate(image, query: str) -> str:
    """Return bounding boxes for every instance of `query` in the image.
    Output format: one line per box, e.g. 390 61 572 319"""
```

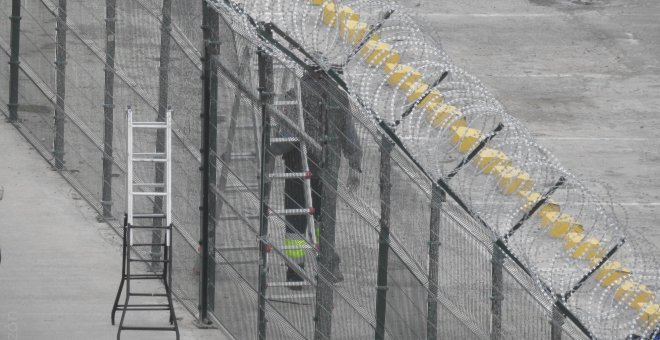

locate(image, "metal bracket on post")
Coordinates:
502 176 566 242
375 136 394 340
446 123 504 179
343 9 395 66
563 238 625 302
400 71 449 120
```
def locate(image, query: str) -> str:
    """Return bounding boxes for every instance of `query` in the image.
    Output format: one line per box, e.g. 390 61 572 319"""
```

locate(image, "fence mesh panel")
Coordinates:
2 0 659 339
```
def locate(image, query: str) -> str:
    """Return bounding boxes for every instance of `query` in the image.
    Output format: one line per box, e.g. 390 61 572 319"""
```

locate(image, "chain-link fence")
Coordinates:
2 0 659 339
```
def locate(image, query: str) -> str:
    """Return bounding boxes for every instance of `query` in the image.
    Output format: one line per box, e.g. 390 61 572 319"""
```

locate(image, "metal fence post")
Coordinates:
53 0 67 170
551 300 565 340
151 0 173 282
8 0 22 122
375 136 394 340
491 245 505 340
427 184 445 340
199 1 219 326
256 24 274 340
314 79 342 340
101 0 116 219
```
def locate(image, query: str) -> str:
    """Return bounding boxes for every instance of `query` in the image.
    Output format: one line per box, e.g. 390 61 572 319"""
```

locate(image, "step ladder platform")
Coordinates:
129 292 169 297
123 274 166 280
120 326 178 332
115 304 172 311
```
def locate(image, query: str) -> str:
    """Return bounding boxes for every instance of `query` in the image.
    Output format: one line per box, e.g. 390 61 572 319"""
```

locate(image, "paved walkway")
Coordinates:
0 119 231 340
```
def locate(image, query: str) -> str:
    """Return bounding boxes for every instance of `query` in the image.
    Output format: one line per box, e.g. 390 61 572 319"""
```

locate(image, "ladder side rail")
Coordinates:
166 109 172 246
127 107 134 246
295 80 316 246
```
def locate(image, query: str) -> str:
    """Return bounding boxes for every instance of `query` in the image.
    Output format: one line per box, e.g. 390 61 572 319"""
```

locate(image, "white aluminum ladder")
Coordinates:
111 107 179 339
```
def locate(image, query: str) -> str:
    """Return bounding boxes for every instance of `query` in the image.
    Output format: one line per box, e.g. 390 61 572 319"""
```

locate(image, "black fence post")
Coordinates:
101 0 116 219
491 245 505 340
313 79 342 340
551 300 565 340
375 136 394 340
151 0 173 283
427 184 445 340
53 0 67 170
199 1 219 326
256 24 274 340
8 0 21 122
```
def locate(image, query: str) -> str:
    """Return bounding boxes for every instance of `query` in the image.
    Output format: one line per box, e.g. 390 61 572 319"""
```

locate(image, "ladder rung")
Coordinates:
129 293 168 297
133 152 166 156
268 281 312 288
281 244 315 250
129 258 169 263
116 304 171 309
271 137 300 144
120 326 177 331
132 158 168 162
273 100 298 106
270 208 315 216
267 293 315 300
129 225 170 229
133 183 166 188
116 306 172 311
132 122 168 129
132 192 168 196
132 213 167 219
131 243 167 247
269 171 312 179
127 274 165 280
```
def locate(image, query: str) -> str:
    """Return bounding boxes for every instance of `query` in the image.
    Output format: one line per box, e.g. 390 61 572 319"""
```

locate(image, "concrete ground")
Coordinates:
0 119 231 340
410 0 660 246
